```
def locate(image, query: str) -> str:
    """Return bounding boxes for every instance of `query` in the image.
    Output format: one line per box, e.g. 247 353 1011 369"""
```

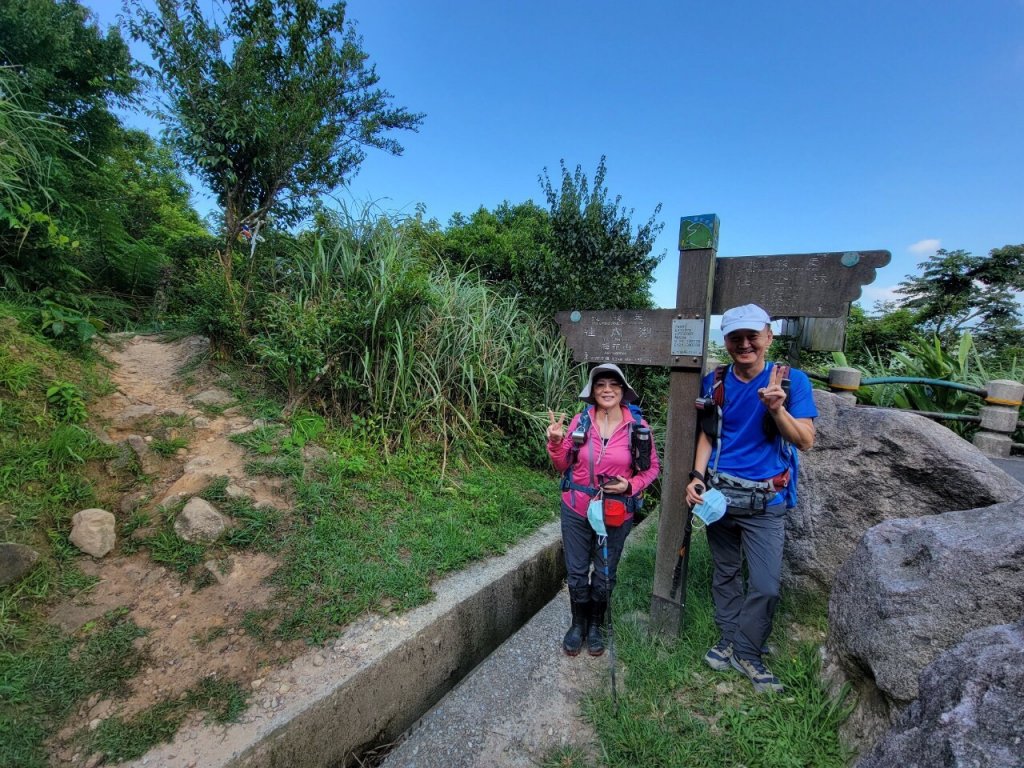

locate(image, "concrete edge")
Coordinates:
126 521 565 768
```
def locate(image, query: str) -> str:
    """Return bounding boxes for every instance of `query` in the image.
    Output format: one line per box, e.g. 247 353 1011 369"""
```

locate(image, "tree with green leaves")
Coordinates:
124 0 425 283
894 245 1024 354
0 0 136 158
433 157 664 318
435 201 554 308
843 302 918 364
541 156 664 312
0 1 150 297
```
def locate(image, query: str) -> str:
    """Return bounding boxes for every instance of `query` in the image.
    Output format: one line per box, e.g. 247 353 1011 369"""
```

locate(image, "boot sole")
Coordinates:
563 645 583 657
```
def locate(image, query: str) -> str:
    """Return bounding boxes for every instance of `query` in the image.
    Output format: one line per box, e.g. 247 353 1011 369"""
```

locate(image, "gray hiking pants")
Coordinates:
560 504 632 602
705 503 786 662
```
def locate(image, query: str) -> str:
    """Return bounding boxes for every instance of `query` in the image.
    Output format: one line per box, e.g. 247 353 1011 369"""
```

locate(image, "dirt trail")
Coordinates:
47 334 593 768
48 335 305 763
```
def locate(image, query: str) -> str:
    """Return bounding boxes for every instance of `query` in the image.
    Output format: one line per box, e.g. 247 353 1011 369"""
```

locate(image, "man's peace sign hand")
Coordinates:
546 410 566 444
757 364 788 412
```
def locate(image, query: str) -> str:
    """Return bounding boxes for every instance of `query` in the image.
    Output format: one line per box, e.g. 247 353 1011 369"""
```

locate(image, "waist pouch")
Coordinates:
563 479 640 523
604 498 628 528
711 471 778 514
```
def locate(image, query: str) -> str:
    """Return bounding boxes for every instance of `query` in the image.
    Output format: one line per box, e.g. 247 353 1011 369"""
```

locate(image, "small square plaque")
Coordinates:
671 318 704 356
678 214 720 251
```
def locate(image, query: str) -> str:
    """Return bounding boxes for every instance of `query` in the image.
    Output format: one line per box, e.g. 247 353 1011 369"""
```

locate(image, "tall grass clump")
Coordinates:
0 66 81 293
246 205 582 467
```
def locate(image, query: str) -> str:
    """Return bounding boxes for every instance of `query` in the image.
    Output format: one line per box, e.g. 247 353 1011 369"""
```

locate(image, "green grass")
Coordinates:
147 529 207 574
262 437 556 644
229 424 283 454
86 677 247 762
0 609 147 768
149 435 189 456
566 519 854 768
0 314 121 647
224 504 281 550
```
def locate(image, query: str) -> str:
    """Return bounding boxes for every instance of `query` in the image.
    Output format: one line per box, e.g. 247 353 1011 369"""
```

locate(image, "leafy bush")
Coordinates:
832 332 1022 440
45 380 87 423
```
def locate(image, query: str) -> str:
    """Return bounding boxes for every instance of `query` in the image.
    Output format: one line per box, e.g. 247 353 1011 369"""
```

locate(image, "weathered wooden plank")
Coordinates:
712 250 890 317
553 309 705 369
800 315 848 351
778 314 849 352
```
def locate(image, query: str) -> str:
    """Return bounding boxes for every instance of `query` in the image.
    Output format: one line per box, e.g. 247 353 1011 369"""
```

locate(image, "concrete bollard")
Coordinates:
828 367 861 405
973 379 1024 458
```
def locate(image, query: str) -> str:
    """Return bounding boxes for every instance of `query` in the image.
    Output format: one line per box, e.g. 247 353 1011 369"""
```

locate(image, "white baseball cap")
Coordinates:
720 304 772 336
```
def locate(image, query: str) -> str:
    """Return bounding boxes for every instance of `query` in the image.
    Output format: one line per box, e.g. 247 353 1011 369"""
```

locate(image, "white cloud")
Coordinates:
908 238 941 255
857 284 902 311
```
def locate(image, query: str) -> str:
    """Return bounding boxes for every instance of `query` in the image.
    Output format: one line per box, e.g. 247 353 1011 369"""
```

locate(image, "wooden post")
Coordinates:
649 216 717 634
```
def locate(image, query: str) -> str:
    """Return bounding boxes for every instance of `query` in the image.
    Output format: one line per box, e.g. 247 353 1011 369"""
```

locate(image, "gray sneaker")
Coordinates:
703 640 733 671
730 655 784 693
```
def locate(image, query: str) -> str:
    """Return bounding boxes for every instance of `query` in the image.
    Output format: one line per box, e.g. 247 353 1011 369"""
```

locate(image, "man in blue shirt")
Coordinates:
685 304 817 693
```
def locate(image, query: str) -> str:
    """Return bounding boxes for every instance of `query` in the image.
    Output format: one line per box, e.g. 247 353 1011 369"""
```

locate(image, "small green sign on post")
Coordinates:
678 214 720 251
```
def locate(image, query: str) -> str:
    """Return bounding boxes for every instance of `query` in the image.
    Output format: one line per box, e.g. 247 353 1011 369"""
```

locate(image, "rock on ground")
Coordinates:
174 497 229 542
69 509 116 558
826 498 1024 752
787 391 1022 594
0 541 40 585
856 620 1024 768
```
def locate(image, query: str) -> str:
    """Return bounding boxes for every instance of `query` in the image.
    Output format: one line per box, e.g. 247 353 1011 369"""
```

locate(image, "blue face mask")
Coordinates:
587 497 607 538
692 488 727 527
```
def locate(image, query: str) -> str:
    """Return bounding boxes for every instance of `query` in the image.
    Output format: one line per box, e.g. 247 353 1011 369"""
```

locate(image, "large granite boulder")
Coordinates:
825 498 1024 752
857 620 1024 768
786 391 1022 594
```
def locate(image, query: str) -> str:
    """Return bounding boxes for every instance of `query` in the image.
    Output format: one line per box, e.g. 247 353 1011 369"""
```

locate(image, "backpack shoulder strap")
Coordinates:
777 364 792 395
579 407 592 432
712 364 729 408
565 406 591 470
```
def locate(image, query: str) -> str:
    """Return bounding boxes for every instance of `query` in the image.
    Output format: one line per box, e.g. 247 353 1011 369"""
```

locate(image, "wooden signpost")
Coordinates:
554 214 890 637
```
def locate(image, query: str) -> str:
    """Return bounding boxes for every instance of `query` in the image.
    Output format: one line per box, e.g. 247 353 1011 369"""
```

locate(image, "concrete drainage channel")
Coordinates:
125 522 566 768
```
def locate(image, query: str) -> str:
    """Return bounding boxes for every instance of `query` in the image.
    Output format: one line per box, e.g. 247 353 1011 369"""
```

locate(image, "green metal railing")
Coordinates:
812 369 1024 454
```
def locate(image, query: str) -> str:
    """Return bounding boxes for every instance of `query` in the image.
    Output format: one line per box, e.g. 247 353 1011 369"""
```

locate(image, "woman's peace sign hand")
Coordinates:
546 410 566 443
757 364 788 412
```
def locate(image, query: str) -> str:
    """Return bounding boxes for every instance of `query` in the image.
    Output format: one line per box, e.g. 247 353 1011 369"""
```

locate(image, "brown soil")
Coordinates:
44 334 593 768
47 334 307 762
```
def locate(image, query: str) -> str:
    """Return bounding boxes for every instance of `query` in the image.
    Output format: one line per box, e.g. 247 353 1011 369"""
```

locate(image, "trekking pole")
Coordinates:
669 495 697 622
601 535 619 715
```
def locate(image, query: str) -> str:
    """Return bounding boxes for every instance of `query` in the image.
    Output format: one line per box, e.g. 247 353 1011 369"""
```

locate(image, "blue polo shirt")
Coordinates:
702 362 818 505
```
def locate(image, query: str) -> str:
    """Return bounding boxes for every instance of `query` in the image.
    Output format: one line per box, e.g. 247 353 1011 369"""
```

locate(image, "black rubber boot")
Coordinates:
563 591 589 656
587 599 607 657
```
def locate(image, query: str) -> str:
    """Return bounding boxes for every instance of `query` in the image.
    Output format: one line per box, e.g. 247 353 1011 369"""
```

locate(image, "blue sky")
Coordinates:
86 0 1023 311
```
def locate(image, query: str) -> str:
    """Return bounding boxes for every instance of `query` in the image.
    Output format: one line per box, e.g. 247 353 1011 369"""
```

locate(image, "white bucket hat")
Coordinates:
579 363 638 404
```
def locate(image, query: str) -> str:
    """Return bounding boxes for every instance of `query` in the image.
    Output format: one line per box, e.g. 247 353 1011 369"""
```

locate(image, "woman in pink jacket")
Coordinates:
546 363 660 656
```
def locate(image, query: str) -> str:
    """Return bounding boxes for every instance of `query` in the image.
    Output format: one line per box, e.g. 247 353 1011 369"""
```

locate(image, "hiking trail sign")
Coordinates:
554 214 890 637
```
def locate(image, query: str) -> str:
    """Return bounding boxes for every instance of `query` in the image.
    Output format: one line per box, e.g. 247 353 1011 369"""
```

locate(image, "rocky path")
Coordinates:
48 334 598 768
49 335 304 764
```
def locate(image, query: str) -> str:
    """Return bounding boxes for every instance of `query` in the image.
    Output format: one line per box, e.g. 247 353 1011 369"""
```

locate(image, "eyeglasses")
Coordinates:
594 379 623 390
